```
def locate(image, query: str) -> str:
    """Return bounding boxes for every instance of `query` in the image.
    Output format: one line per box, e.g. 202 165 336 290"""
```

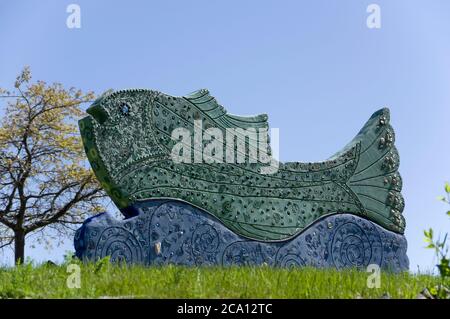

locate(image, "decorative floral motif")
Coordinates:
330 221 382 269
192 224 220 254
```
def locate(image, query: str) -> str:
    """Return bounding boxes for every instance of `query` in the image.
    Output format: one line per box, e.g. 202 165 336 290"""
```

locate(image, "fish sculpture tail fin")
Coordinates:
345 108 405 233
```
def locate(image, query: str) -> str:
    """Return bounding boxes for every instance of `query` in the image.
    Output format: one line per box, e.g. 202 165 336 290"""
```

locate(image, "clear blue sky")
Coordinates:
1 0 449 272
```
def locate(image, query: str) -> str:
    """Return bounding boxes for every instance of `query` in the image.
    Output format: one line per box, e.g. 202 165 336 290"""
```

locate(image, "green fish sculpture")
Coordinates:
79 89 405 242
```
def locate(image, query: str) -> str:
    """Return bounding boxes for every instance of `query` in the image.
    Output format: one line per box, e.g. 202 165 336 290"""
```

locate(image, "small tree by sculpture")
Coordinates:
0 67 105 264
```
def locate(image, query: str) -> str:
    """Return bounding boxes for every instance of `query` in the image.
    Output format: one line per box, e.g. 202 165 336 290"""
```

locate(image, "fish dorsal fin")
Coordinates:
184 89 269 129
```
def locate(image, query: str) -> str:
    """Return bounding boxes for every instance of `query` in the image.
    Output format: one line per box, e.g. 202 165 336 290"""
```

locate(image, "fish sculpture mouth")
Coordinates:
86 102 109 125
78 88 406 242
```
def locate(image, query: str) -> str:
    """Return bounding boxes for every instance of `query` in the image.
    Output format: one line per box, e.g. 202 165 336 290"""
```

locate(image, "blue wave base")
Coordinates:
74 200 409 271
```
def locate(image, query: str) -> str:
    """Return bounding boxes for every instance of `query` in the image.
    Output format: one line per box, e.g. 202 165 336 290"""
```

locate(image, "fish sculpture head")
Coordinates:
79 89 169 210
79 88 272 213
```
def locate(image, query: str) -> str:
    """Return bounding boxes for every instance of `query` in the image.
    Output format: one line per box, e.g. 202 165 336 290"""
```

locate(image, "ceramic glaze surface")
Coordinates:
75 89 408 270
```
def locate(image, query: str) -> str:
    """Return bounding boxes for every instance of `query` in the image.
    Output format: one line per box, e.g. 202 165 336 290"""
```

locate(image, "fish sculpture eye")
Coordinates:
119 102 130 116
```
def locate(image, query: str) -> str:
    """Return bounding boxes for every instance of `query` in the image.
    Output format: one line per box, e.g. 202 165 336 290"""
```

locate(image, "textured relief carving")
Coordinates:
76 88 409 270
330 220 382 269
78 89 405 241
75 200 408 271
94 226 144 264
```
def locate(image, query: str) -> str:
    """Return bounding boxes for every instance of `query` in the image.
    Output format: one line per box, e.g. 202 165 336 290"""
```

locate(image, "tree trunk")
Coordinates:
14 230 25 265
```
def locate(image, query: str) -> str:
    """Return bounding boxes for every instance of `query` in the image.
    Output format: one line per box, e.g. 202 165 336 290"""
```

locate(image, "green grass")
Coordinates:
0 260 446 299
